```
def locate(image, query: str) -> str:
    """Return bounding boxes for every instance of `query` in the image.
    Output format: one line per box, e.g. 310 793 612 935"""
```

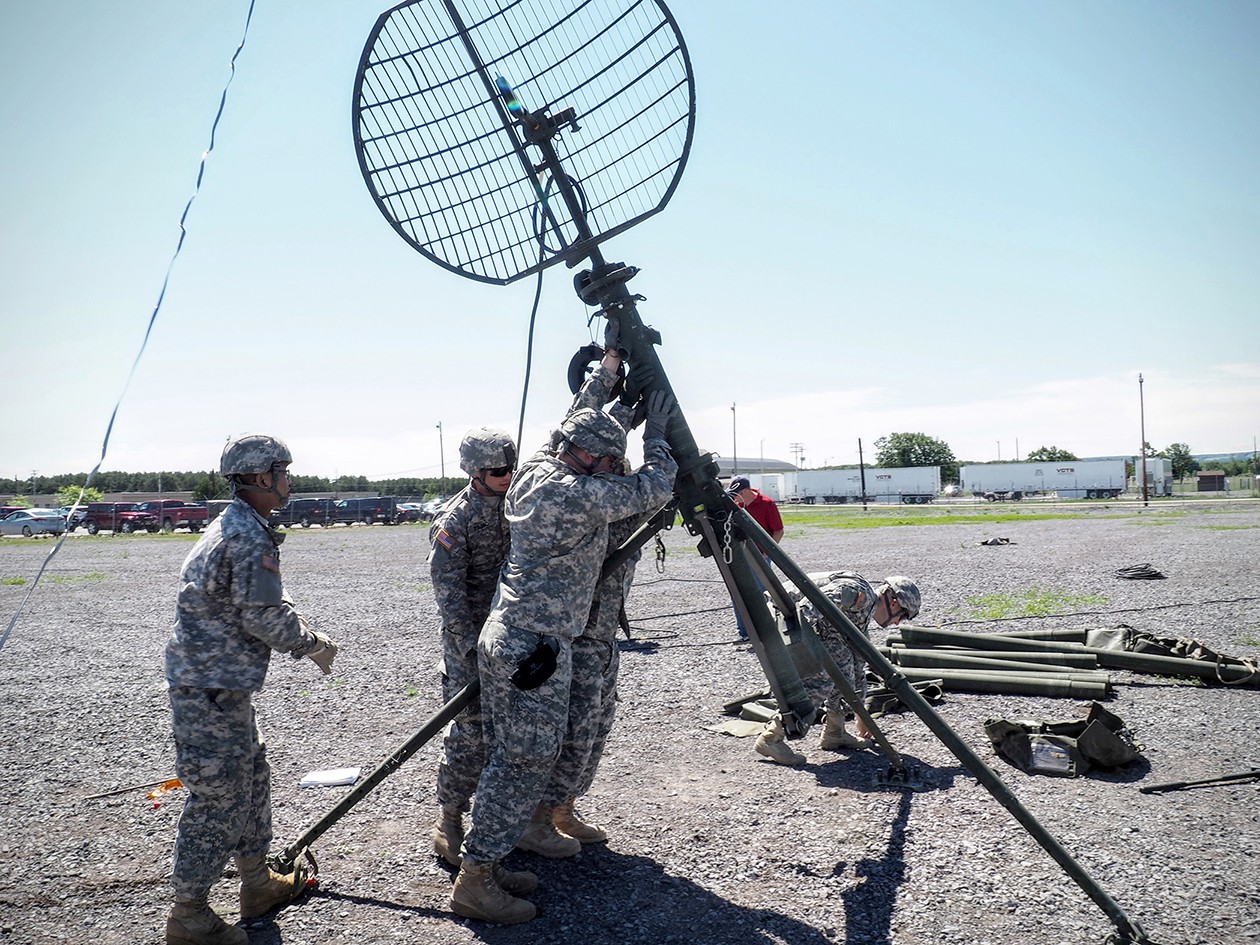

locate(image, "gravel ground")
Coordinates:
1 500 1258 945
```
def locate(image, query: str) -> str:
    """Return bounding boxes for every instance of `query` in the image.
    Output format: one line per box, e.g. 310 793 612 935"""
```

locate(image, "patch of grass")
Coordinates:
1198 524 1260 531
404 683 421 698
1 576 26 586
1238 630 1260 648
44 571 107 585
966 587 1107 619
789 510 1120 529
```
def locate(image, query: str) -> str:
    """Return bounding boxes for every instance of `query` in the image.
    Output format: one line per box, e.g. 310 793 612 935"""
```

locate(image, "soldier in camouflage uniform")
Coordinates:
427 427 516 868
449 348 679 925
543 441 659 844
754 572 921 766
164 434 338 945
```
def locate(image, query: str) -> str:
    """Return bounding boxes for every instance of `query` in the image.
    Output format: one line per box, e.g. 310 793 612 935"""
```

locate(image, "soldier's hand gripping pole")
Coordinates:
735 506 1152 945
274 681 479 873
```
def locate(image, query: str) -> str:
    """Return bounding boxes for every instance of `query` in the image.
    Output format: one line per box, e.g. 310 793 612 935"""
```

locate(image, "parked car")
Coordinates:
0 508 67 537
395 502 425 524
334 496 399 525
270 497 336 529
78 502 138 534
115 500 209 533
59 506 88 529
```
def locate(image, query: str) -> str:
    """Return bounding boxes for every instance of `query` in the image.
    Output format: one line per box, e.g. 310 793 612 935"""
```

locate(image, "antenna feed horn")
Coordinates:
575 264 639 305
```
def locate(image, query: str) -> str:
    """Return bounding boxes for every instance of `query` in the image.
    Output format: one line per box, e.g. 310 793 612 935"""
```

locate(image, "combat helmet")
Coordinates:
459 427 516 476
221 434 292 476
560 408 627 461
877 575 921 620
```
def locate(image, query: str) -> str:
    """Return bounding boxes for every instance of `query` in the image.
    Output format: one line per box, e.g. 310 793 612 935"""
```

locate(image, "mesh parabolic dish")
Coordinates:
353 0 695 285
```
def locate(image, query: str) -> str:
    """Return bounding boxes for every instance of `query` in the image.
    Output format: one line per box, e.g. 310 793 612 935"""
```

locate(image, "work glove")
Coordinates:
293 631 338 675
642 389 676 442
511 635 560 691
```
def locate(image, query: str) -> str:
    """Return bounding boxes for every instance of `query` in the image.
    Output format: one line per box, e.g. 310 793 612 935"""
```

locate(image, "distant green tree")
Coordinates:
1025 446 1079 462
56 484 104 507
1162 443 1200 481
874 432 958 484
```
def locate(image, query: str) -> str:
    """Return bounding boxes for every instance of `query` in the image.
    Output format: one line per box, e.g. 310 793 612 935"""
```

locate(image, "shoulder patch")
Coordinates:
260 552 280 573
434 528 455 551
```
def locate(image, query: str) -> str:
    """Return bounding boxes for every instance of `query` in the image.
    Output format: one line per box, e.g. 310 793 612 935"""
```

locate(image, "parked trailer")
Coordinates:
959 460 1128 500
739 467 940 504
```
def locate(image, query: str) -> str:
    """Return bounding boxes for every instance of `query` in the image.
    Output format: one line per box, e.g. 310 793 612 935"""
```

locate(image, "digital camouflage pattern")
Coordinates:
165 496 318 900
168 687 272 899
458 427 516 476
428 484 511 812
544 511 647 804
166 498 315 691
788 571 879 717
219 433 292 476
463 364 677 864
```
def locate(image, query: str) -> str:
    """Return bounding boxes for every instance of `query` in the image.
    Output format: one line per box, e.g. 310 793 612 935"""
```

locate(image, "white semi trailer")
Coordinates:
741 467 941 504
959 460 1128 500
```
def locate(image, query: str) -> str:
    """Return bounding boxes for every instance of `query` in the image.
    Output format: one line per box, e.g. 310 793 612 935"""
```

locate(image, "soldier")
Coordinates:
449 348 678 925
164 434 338 945
543 440 660 845
427 427 516 867
755 573 921 766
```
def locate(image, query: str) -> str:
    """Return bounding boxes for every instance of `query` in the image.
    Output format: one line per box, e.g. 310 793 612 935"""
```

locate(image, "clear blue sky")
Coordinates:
2 1 1257 481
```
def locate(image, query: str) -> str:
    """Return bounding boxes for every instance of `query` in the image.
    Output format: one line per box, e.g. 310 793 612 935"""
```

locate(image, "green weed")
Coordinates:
1 576 26 586
966 587 1107 619
44 571 106 585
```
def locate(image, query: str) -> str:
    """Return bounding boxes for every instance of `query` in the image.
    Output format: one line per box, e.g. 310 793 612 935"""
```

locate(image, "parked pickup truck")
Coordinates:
116 500 210 534
76 502 138 534
334 496 399 525
270 497 336 529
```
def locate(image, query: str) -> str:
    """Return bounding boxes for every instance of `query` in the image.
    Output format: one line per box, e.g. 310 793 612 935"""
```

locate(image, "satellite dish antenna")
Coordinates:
352 0 695 285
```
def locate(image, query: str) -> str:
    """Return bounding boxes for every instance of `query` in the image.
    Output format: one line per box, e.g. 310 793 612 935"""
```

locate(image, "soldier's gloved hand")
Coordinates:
642 389 676 441
305 632 339 675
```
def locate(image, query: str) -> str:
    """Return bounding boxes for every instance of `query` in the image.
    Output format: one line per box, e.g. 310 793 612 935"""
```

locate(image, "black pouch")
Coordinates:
511 635 560 691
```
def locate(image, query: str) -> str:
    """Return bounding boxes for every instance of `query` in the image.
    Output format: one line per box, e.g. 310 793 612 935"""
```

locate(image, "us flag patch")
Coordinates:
260 553 280 573
435 528 454 550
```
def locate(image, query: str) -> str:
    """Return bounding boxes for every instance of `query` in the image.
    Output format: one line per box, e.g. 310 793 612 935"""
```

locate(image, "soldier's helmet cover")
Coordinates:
879 575 922 620
560 408 627 460
459 427 517 476
220 434 293 477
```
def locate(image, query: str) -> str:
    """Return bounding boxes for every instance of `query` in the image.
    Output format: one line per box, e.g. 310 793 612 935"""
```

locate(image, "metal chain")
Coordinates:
721 512 733 564
654 534 667 573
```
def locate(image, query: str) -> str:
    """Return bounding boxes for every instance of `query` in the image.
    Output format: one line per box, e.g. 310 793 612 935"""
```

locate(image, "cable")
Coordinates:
0 1 257 655
514 260 546 453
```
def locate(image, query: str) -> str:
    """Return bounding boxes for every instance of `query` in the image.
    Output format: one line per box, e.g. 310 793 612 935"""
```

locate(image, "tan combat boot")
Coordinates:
516 803 581 858
754 718 807 766
552 797 608 843
492 861 539 896
450 860 537 924
166 898 248 945
431 805 465 867
237 854 306 920
820 714 872 751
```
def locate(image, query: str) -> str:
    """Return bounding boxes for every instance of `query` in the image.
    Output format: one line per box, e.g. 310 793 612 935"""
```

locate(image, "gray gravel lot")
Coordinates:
1 500 1258 945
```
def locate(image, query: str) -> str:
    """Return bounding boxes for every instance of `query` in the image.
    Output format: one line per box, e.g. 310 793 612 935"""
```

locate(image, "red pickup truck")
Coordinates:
115 500 210 534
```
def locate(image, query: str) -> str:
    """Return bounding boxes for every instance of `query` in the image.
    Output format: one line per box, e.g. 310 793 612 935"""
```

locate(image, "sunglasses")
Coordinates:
485 464 514 477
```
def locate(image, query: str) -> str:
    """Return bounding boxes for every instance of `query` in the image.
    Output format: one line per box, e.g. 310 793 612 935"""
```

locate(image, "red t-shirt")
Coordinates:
742 490 783 536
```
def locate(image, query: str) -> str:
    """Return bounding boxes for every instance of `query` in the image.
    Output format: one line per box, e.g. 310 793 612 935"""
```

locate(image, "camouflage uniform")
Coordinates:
165 497 321 901
543 511 645 805
463 366 677 865
790 571 878 718
428 484 511 813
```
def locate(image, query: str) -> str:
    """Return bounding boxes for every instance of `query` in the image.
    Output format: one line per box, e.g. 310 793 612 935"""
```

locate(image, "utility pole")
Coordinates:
436 422 445 483
790 442 805 469
1138 374 1148 507
730 402 737 475
858 439 868 510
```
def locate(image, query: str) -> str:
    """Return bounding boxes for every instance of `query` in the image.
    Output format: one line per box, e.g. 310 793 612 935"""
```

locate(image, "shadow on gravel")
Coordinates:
808 751 967 794
840 788 912 945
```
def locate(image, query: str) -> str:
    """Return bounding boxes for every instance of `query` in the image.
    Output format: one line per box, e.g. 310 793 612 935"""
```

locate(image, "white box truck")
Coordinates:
959 460 1127 500
781 467 941 504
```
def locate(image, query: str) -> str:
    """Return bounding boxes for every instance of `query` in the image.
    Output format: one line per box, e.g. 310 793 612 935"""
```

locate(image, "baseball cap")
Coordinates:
727 476 751 493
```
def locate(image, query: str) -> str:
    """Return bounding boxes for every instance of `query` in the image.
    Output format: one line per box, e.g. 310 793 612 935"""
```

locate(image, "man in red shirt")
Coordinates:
727 476 783 640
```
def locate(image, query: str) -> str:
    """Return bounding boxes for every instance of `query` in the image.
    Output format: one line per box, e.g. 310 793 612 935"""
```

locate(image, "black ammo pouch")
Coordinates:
984 702 1143 778
511 635 560 691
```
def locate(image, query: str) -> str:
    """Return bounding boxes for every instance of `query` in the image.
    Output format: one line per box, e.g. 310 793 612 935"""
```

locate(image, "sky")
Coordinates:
2 0 1257 483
